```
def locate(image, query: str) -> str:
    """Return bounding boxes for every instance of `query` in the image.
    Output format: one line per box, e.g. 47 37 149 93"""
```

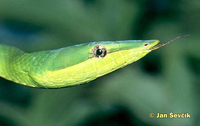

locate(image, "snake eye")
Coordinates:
96 49 103 55
92 45 107 58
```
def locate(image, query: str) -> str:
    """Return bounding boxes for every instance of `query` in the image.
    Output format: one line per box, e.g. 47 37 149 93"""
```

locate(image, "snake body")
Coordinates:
0 39 174 88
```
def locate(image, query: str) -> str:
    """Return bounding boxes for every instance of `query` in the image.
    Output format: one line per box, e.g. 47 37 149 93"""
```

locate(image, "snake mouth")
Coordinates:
149 35 189 51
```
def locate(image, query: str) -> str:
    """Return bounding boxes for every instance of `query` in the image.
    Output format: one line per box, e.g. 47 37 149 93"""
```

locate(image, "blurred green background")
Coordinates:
0 0 199 126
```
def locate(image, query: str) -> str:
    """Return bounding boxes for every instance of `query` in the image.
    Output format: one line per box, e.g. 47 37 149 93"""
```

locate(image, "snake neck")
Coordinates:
0 44 25 81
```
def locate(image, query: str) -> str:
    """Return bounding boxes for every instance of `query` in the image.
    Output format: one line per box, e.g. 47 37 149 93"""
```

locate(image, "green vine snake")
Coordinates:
0 35 188 88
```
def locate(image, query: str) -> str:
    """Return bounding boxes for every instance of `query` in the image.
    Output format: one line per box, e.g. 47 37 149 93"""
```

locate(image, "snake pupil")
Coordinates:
96 49 103 55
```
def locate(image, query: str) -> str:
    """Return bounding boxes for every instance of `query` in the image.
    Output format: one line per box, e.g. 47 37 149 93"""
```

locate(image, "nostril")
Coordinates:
144 43 149 46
